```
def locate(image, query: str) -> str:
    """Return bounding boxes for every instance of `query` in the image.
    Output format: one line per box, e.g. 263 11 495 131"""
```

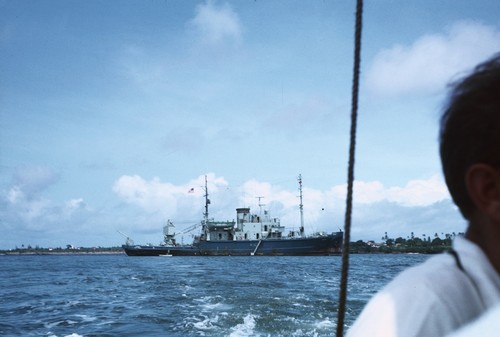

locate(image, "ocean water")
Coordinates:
0 253 428 337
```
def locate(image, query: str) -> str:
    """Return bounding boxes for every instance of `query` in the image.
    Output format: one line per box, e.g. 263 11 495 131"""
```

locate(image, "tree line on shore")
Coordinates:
0 245 124 255
349 232 465 254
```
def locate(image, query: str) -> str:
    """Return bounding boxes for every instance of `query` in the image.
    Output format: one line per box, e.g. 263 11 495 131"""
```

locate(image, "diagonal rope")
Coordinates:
336 0 363 336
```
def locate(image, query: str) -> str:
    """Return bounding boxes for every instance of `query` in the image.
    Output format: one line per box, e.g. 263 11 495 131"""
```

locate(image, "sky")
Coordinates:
1 0 500 249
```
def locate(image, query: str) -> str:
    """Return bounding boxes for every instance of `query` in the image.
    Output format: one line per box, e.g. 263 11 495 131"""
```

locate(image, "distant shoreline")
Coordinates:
0 250 447 256
0 241 453 256
0 249 125 256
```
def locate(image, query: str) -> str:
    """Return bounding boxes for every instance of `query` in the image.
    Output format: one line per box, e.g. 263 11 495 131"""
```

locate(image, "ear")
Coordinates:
465 164 500 222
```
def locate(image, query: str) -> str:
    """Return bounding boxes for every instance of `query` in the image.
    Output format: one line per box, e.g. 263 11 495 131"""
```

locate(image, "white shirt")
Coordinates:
346 237 500 337
443 304 500 337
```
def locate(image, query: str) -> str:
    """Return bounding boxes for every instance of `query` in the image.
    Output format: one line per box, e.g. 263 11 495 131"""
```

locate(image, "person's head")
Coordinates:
440 53 500 221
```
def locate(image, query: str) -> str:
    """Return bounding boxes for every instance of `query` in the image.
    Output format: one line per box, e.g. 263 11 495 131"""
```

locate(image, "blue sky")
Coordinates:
1 1 500 249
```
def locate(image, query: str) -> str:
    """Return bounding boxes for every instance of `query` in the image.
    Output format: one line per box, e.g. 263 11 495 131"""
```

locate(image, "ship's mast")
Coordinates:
203 175 209 223
256 196 265 216
298 174 305 237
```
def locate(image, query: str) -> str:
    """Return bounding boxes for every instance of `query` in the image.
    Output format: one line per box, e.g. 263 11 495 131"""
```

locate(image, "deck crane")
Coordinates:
163 220 201 245
117 231 134 246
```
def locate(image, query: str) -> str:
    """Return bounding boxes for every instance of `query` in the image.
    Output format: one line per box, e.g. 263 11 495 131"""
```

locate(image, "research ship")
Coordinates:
122 175 343 256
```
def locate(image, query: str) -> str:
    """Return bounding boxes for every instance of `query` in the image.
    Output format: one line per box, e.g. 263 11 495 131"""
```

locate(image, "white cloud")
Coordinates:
331 175 449 207
331 181 385 204
65 198 88 211
349 199 466 242
112 173 230 220
386 175 449 206
11 165 60 200
0 166 95 238
6 186 23 204
113 175 179 215
189 1 242 46
366 21 500 96
240 179 297 208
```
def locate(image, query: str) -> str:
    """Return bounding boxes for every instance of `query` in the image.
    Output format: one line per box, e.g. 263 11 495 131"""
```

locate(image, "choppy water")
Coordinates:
0 253 428 336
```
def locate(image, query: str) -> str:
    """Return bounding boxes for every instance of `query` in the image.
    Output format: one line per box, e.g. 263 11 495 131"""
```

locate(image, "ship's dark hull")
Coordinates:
122 245 200 256
123 232 343 256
